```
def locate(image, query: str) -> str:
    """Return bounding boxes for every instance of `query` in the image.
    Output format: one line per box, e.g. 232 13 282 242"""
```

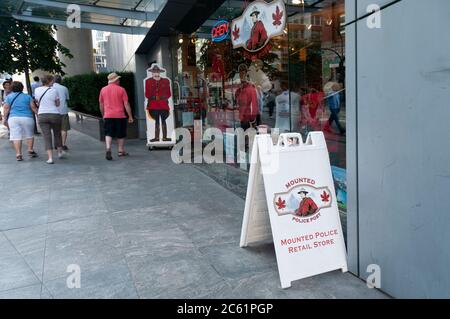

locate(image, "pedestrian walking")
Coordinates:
323 83 345 135
35 74 66 164
53 75 70 150
99 73 134 161
30 76 42 135
1 81 38 161
31 76 41 98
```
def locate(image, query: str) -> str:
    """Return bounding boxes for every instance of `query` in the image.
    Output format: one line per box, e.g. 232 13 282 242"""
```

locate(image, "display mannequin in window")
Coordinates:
235 64 259 130
145 64 172 142
275 81 301 133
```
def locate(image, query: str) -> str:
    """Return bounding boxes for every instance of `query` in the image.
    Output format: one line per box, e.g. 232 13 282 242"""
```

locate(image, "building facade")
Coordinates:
125 0 450 299
20 0 446 298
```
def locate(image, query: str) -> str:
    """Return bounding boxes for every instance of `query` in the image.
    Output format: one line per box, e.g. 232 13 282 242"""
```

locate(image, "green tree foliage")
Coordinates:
63 72 135 117
0 18 72 93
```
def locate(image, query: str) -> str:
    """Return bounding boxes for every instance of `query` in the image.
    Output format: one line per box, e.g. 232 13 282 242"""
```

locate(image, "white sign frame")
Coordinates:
241 132 348 289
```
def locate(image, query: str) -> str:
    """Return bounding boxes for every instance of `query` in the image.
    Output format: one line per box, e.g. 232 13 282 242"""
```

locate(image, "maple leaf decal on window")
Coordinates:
321 191 330 203
275 197 286 210
272 6 283 26
232 24 240 41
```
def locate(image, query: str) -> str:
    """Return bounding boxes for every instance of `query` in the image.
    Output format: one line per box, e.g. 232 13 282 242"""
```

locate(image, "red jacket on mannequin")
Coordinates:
235 82 259 122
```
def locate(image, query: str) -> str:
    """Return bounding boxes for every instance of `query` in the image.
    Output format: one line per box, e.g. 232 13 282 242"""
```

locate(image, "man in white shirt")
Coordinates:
53 75 70 151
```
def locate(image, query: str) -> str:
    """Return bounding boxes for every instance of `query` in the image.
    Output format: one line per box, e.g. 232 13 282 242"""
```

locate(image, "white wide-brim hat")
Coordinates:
108 73 121 84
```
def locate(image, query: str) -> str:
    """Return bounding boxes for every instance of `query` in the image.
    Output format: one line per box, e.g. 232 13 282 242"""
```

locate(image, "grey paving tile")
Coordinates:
111 208 194 258
43 215 123 281
198 243 278 279
3 224 47 279
0 204 48 231
284 271 389 299
126 252 222 299
174 214 241 247
44 260 138 299
222 271 289 299
48 185 108 223
0 234 41 292
41 285 54 299
101 186 172 212
0 284 43 299
148 279 233 299
109 206 173 233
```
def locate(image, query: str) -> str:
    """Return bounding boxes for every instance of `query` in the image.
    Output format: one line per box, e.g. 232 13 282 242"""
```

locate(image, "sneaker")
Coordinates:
62 145 69 151
58 151 67 159
46 159 54 165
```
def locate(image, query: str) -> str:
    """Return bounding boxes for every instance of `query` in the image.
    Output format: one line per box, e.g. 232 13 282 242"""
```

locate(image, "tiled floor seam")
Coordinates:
39 189 52 299
1 232 44 293
106 214 142 299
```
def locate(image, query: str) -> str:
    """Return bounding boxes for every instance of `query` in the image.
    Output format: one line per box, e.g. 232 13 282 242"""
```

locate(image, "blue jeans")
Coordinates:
328 108 345 133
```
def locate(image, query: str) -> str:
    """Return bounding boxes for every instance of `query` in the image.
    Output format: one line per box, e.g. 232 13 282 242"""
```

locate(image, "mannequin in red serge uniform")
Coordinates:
145 64 172 142
246 7 268 51
235 64 259 130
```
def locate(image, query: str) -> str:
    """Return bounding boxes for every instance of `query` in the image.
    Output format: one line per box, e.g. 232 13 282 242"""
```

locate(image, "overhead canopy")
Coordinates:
0 0 168 35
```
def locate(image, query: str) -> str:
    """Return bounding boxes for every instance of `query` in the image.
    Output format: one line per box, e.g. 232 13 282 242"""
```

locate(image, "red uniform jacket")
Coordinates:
235 82 259 122
246 21 268 51
296 197 318 217
145 78 171 111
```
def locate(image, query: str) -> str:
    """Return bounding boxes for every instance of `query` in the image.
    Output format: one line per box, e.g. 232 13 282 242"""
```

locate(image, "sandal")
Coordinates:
16 155 23 162
118 152 130 157
28 151 38 158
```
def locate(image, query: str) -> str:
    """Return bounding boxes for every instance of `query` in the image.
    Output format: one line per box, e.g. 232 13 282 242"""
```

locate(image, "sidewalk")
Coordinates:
0 130 388 299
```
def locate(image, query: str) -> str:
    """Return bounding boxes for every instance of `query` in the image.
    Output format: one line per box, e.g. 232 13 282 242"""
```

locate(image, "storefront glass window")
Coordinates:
170 0 346 214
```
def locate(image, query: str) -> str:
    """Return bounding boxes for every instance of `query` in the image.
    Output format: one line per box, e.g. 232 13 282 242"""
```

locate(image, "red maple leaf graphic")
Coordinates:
321 191 330 202
275 197 286 210
272 6 283 26
232 24 240 41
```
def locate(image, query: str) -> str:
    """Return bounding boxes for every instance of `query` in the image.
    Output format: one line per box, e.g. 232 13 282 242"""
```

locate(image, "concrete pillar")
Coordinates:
56 27 95 76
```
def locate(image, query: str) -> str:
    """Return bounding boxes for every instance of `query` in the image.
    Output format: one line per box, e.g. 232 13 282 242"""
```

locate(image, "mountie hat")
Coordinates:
298 188 309 195
250 6 260 17
148 64 166 73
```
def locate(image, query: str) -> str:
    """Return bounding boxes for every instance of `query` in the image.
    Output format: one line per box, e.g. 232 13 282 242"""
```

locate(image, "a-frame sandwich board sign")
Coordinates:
240 132 348 289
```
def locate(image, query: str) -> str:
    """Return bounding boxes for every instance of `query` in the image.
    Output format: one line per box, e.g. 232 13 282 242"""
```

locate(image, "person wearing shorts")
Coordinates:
53 75 71 150
99 73 134 161
1 81 38 161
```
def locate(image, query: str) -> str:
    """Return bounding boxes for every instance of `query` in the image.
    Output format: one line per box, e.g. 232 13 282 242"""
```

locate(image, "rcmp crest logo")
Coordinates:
273 179 332 222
